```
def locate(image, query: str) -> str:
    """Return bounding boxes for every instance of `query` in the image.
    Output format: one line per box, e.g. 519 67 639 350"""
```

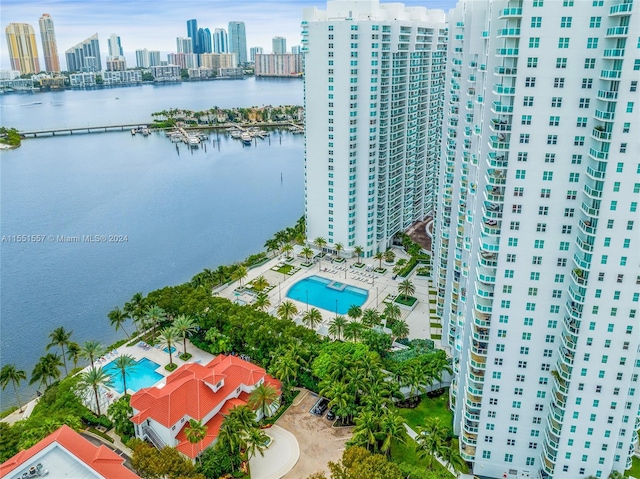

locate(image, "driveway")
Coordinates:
277 390 353 478
249 425 299 479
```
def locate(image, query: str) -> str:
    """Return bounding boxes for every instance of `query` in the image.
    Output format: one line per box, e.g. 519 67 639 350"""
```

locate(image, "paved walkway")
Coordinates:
404 424 457 477
249 425 300 479
2 397 40 425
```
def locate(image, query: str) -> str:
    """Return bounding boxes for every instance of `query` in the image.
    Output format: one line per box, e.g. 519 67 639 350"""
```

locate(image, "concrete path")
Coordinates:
2 397 40 425
249 425 300 479
404 423 457 477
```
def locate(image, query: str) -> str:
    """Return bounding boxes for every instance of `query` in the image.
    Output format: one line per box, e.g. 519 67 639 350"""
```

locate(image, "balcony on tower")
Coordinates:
605 26 629 37
490 100 513 114
489 133 510 150
497 27 521 37
609 1 633 15
499 7 523 18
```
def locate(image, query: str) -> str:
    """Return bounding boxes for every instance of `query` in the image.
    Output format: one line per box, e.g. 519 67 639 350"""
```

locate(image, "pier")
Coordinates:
20 123 150 138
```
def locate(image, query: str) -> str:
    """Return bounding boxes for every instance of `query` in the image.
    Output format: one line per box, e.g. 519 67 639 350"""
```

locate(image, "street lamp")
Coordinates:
335 299 338 318
306 290 309 311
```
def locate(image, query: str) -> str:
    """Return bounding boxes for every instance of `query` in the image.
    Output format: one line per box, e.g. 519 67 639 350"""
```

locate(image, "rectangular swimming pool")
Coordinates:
286 275 368 314
103 357 163 394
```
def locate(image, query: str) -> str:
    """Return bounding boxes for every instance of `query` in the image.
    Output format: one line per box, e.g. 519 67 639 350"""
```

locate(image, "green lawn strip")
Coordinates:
390 438 453 477
397 392 453 434
394 296 417 307
275 264 294 274
626 455 640 478
431 334 442 340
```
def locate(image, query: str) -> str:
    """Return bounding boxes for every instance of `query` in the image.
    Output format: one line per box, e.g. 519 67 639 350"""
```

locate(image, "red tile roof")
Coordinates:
0 425 140 478
130 355 280 431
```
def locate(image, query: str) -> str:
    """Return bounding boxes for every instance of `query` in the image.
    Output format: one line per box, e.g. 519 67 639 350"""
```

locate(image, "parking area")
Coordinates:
278 390 353 478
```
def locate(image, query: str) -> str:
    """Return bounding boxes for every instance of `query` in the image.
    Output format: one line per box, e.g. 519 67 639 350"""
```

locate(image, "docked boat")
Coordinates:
230 130 242 139
187 136 200 148
240 132 252 145
141 128 150 136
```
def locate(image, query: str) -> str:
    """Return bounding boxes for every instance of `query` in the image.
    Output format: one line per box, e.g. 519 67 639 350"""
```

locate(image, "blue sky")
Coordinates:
1 0 457 70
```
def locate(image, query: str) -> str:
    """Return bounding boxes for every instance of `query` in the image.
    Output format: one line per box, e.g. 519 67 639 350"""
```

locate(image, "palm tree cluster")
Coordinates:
151 104 303 127
414 418 466 473
388 350 453 406
215 405 269 472
263 216 306 257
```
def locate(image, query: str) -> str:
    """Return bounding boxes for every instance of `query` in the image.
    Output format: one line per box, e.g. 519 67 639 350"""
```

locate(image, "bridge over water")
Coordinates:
20 123 150 138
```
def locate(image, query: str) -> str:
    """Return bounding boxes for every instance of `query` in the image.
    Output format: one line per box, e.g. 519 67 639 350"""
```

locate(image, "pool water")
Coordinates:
103 357 163 394
286 275 368 314
163 346 176 354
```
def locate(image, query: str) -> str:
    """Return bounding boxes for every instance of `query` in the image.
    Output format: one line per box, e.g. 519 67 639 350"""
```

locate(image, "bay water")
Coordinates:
0 78 304 408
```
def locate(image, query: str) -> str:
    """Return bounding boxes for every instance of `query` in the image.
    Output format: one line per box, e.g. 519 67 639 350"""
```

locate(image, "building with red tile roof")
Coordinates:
130 355 280 459
0 425 140 479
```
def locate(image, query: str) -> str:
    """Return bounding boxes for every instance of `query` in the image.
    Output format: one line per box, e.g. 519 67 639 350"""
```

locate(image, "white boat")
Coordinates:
240 132 252 145
230 130 242 139
187 136 200 148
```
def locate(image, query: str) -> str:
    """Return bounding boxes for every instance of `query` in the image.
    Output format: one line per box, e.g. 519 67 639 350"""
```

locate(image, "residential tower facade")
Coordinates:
302 0 446 258
5 23 40 75
434 1 640 478
228 21 247 65
38 14 60 72
65 33 101 73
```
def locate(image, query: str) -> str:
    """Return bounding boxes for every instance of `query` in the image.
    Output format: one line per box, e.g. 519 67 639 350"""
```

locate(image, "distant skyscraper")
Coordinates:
176 37 193 54
228 21 247 65
38 14 60 72
291 45 301 55
214 28 228 53
303 0 446 257
107 33 123 58
187 19 198 53
249 46 263 62
136 48 150 68
148 50 161 67
199 28 212 53
272 36 287 54
255 53 302 77
65 33 101 72
5 23 40 74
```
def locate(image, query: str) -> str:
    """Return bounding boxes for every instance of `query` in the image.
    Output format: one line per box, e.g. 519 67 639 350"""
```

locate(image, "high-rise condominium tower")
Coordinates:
5 23 40 75
38 14 60 72
187 19 199 53
272 36 287 54
250 46 263 62
434 1 639 478
108 33 123 58
65 33 101 72
199 28 212 53
214 28 228 53
176 37 193 54
228 21 247 65
303 0 446 258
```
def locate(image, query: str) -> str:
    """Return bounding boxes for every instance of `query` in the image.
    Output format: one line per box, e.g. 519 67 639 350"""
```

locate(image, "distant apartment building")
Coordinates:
69 72 96 87
249 46 263 62
214 28 228 53
107 33 123 57
103 70 142 85
33 74 66 89
151 64 181 81
188 67 215 79
254 53 302 77
136 49 161 68
302 0 446 258
291 45 302 54
218 67 243 78
65 33 101 72
0 70 20 80
435 1 640 478
272 36 287 54
167 53 198 70
176 37 193 54
38 14 60 72
106 58 126 71
199 53 237 70
5 23 40 75
0 78 35 91
228 21 247 65
198 28 212 53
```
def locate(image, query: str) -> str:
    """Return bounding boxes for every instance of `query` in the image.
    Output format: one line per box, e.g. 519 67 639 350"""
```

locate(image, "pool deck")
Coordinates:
214 247 442 348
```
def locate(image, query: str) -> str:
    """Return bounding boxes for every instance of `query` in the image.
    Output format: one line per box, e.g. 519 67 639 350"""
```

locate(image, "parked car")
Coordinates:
326 409 336 420
311 397 329 416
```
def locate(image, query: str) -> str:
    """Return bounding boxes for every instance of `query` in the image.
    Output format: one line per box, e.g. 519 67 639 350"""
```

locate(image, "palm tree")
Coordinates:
108 306 130 339
244 427 269 460
440 443 466 474
384 249 396 263
313 237 327 253
144 305 166 344
30 354 63 389
344 321 364 343
320 381 354 425
405 361 430 401
270 352 301 397
351 410 379 452
252 275 269 291
379 408 406 456
264 238 280 257
328 315 348 341
301 246 313 263
185 419 208 463
353 245 364 264
172 314 198 356
390 319 410 342
253 292 271 312
282 242 294 259
415 418 448 467
334 242 344 259
231 264 248 287
79 367 113 416
248 382 279 420
80 341 104 368
46 326 72 375
158 327 179 367
302 308 323 330
66 341 81 370
0 364 27 411
427 350 453 389
347 305 362 322
374 251 384 269
124 292 145 333
383 303 402 326
398 279 416 301
361 309 381 328
277 300 298 321
112 354 137 395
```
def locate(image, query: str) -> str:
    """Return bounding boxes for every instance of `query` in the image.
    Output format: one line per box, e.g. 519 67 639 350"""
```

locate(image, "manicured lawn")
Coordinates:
397 390 453 434
276 264 294 274
626 455 640 478
431 334 442 340
391 439 453 477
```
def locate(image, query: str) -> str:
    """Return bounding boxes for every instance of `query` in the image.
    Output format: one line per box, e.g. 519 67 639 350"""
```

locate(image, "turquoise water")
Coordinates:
286 275 368 314
163 346 176 354
104 357 163 394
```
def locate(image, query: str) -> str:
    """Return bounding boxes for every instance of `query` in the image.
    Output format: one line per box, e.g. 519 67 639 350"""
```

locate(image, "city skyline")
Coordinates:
0 0 457 71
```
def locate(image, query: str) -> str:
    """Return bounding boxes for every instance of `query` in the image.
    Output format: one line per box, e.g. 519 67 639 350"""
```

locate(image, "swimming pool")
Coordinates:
163 346 176 354
103 357 163 394
286 275 368 314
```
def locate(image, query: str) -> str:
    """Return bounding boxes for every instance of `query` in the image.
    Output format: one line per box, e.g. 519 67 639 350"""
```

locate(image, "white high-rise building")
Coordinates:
272 36 287 54
302 0 446 258
434 1 640 479
250 46 263 62
214 28 228 53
